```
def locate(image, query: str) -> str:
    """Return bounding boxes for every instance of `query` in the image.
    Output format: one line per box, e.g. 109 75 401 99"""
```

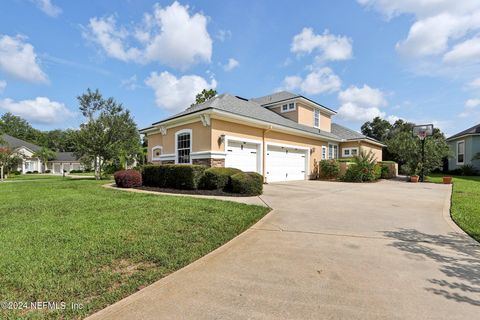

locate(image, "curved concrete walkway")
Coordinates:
88 180 480 320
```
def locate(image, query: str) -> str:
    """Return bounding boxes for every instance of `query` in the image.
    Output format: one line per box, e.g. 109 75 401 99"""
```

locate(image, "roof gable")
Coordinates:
447 123 480 141
0 134 41 152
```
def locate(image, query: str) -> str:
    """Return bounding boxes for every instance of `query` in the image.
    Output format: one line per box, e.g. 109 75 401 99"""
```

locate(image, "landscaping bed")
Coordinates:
136 185 258 197
0 176 269 319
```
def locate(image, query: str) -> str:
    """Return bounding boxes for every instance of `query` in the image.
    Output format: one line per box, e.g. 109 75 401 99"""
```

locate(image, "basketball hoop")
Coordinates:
413 124 433 140
412 124 434 183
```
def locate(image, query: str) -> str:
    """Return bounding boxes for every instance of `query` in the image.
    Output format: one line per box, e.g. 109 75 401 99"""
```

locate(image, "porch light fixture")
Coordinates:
218 134 225 146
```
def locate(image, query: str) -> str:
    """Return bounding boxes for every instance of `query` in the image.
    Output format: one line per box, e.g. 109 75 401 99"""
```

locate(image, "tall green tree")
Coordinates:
361 116 393 142
74 89 141 180
191 89 217 107
0 113 44 144
33 147 56 172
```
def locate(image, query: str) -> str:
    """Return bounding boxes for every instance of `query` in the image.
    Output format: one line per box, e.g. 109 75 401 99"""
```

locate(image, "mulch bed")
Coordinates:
135 186 253 197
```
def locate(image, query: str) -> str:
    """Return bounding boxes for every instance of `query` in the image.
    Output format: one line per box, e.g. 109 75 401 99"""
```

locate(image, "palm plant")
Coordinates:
33 147 56 173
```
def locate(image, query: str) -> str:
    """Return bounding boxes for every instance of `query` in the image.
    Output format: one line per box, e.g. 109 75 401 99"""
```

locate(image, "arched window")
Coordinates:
175 129 192 164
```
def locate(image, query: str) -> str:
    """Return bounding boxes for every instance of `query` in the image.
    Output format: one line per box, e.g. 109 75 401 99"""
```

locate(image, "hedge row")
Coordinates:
141 165 264 195
142 164 206 190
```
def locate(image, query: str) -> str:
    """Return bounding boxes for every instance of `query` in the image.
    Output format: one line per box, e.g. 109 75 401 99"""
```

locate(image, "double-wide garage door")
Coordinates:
266 145 307 182
224 139 308 183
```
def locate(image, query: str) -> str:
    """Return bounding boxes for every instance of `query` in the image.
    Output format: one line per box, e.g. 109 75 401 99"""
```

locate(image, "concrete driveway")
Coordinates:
88 180 480 320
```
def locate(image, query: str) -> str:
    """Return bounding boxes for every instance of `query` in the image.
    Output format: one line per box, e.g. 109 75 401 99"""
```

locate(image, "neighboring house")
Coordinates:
446 123 480 171
0 134 84 174
140 91 385 183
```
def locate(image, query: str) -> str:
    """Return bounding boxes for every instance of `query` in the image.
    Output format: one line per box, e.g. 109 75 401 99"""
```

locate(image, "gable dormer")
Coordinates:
253 92 336 133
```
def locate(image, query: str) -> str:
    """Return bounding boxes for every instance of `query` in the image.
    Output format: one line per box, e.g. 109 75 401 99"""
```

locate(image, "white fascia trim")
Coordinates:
211 110 342 142
224 135 263 174
191 151 227 159
139 127 159 134
152 145 163 161
446 133 480 142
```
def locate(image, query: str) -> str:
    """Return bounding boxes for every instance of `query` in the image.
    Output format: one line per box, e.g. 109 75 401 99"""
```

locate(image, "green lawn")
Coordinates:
428 174 480 242
0 177 269 319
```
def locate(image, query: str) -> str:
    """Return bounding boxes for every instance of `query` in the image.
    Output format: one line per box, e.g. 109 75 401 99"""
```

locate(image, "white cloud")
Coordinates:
280 67 341 95
291 28 353 62
0 34 48 83
0 97 74 124
468 77 480 89
32 0 62 17
443 37 480 64
337 84 388 122
216 29 231 42
145 71 217 111
459 98 480 117
83 1 212 70
121 75 139 91
0 80 6 93
223 58 239 71
358 1 480 62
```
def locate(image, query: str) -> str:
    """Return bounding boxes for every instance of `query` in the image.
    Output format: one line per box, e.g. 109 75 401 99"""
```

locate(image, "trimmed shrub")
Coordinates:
70 169 83 174
33 170 39 174
380 165 390 179
11 171 21 175
26 171 33 174
231 172 263 195
45 169 51 174
142 164 207 190
319 160 340 179
114 169 142 188
200 167 242 190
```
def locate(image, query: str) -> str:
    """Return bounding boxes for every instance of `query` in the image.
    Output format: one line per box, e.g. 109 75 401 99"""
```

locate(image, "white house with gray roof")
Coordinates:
1 134 84 174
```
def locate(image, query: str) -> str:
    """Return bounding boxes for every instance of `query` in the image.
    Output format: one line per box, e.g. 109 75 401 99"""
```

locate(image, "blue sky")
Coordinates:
1 0 480 136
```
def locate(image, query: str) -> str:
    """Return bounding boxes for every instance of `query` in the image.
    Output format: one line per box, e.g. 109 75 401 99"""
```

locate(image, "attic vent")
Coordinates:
235 96 249 101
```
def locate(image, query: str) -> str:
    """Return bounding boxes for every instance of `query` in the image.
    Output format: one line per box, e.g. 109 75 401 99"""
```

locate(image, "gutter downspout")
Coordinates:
262 126 273 182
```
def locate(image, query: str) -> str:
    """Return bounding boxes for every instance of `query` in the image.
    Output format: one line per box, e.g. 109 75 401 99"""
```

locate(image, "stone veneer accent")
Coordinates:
161 160 175 164
192 158 225 167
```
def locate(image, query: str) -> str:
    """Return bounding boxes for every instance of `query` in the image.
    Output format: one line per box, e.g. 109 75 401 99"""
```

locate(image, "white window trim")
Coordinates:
151 145 163 161
456 140 465 165
281 102 296 113
314 109 320 128
328 143 339 159
342 147 359 158
224 135 263 174
321 146 327 160
175 129 192 164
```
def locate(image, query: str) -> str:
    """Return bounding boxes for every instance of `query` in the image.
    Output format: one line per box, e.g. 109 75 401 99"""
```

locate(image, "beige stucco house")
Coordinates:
140 91 385 183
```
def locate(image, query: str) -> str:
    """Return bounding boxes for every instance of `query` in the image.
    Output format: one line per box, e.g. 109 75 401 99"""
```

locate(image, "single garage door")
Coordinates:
266 145 307 182
225 140 259 172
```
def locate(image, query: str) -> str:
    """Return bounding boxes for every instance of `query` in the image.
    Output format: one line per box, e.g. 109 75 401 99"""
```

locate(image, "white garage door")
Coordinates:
266 145 307 182
225 140 259 172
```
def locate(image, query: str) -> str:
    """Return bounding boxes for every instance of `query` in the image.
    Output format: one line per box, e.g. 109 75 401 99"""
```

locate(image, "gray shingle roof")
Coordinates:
153 94 341 140
250 91 298 105
50 152 79 162
0 134 41 152
331 123 365 140
447 123 480 141
331 123 385 146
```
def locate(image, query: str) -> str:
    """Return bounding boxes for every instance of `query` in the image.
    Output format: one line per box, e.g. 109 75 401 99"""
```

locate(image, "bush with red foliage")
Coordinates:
114 169 142 188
